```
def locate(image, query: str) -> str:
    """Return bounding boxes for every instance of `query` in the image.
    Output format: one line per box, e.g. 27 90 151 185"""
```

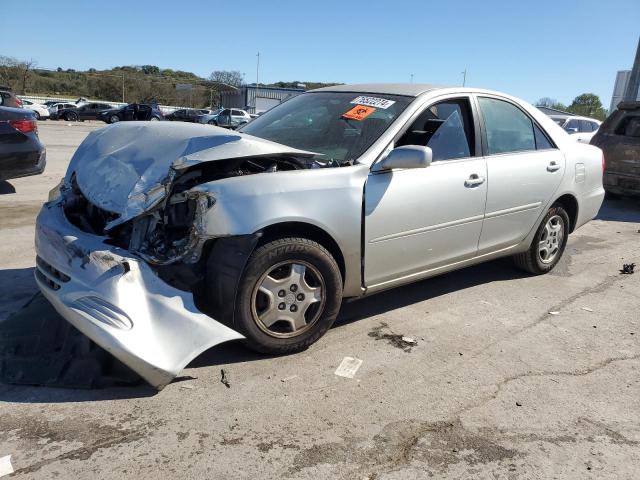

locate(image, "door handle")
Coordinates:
464 174 485 187
547 161 561 172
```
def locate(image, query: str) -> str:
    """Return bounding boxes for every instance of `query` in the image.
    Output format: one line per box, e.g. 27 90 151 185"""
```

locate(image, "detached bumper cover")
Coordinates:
34 201 244 389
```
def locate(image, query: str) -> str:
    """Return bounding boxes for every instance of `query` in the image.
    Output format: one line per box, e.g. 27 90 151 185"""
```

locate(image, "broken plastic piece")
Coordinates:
220 368 231 388
620 263 635 274
581 307 594 312
549 311 560 315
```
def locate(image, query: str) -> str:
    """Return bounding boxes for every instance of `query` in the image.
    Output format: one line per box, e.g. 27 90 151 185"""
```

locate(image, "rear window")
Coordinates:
615 115 640 136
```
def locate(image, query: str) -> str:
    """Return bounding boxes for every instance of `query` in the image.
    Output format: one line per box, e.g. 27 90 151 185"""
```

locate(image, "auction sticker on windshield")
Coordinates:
350 96 396 109
343 105 376 121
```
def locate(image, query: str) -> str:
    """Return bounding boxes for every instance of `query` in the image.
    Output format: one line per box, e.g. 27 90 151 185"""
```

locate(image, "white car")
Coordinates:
48 102 78 116
550 115 601 144
21 99 50 120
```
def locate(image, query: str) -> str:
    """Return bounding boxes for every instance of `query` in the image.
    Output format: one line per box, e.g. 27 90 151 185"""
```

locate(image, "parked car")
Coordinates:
165 108 215 123
0 87 23 108
0 106 46 181
48 102 79 116
20 99 50 120
549 115 601 143
35 84 604 388
43 100 65 108
51 102 113 121
591 101 640 197
96 103 163 124
211 108 252 128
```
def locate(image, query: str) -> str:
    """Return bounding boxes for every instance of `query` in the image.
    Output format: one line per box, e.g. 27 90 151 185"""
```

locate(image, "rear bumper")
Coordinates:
604 171 640 197
575 186 605 230
0 147 46 181
34 200 243 389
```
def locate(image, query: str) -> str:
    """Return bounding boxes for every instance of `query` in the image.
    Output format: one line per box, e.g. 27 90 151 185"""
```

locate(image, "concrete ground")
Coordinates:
1 121 639 479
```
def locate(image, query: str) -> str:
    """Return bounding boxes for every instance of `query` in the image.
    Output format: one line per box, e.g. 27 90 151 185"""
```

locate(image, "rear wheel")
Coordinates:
109 115 120 124
65 112 78 121
150 116 159 121
513 204 570 274
234 237 342 354
34 111 41 120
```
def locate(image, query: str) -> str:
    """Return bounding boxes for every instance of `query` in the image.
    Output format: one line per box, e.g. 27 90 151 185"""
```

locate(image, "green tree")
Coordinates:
566 93 607 120
536 97 567 111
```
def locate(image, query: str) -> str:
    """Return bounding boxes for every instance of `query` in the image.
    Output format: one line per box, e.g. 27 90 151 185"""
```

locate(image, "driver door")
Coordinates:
364 96 487 289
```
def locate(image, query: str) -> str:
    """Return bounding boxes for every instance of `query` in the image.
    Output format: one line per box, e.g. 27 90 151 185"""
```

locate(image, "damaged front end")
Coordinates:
35 122 322 389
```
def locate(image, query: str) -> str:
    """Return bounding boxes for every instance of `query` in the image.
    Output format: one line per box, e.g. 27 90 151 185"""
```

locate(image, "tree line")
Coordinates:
536 94 608 120
0 57 339 108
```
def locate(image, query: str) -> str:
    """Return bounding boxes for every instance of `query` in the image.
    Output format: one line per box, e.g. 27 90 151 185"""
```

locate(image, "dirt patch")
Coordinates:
368 322 417 352
289 419 518 478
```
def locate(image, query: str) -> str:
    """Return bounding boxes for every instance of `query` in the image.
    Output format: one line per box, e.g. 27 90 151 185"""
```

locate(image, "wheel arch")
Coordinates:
257 221 346 282
552 193 579 233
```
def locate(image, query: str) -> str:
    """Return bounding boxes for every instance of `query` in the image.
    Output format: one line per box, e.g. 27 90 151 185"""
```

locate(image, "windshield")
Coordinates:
239 92 412 165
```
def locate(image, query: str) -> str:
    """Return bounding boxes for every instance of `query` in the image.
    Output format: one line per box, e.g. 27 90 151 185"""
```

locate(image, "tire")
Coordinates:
34 111 41 120
208 120 217 125
150 116 159 121
234 237 343 354
109 115 120 124
65 112 78 121
513 204 570 274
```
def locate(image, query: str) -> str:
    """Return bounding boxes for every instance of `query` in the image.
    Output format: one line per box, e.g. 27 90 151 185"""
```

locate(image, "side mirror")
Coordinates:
565 127 578 134
373 145 433 172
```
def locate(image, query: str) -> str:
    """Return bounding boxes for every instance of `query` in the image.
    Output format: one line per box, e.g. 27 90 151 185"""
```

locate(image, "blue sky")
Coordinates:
3 0 639 106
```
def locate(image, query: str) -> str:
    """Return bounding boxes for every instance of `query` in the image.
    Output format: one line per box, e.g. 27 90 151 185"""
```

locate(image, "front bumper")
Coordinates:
34 200 244 389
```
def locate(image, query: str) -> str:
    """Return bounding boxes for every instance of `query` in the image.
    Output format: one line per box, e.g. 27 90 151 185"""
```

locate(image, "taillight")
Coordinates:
9 119 37 133
15 98 23 107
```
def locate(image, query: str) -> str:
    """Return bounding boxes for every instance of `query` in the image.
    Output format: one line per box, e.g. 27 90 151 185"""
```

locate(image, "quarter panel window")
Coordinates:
478 97 535 154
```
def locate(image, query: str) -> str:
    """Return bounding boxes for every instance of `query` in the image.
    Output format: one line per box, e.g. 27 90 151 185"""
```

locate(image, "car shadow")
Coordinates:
596 196 640 223
0 180 16 195
192 257 528 369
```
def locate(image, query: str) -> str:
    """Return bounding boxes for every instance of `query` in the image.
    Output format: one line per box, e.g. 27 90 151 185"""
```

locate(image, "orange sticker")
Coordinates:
342 105 376 121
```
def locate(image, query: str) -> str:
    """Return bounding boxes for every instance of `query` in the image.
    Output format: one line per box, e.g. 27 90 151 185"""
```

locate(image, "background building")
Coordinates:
220 85 304 114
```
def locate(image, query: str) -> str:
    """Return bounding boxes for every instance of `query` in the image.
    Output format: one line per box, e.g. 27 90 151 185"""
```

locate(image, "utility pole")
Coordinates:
623 36 640 102
461 68 467 87
410 73 414 83
255 52 260 112
122 73 125 103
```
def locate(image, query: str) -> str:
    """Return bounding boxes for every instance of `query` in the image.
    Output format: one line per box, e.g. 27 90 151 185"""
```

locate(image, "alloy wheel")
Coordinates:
251 261 325 338
538 215 564 264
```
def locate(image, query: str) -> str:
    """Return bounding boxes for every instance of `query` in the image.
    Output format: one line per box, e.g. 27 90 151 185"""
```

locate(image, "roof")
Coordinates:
312 83 444 97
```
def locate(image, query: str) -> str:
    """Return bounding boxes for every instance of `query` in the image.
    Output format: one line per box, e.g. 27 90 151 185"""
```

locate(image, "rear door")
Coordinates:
475 95 564 253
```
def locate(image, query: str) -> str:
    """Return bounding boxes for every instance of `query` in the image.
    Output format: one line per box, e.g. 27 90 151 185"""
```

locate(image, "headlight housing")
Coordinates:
48 178 64 202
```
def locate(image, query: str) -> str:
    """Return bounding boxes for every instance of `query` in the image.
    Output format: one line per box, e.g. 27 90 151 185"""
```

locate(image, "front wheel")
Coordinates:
513 204 570 274
65 112 78 121
234 238 343 354
150 116 159 121
109 115 120 124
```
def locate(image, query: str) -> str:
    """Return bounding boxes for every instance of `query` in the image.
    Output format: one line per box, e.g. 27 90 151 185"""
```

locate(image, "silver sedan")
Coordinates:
35 84 605 388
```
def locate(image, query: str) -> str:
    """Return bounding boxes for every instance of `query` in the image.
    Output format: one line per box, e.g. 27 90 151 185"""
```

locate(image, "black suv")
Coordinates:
51 102 113 121
97 103 164 124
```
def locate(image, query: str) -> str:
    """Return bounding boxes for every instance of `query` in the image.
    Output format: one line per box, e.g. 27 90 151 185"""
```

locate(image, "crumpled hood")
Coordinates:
66 121 314 227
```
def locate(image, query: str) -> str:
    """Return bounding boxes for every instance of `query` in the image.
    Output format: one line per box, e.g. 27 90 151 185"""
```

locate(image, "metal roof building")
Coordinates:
220 85 304 114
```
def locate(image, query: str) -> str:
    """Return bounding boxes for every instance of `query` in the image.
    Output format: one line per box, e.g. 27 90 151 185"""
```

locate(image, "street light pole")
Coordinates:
461 68 467 87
